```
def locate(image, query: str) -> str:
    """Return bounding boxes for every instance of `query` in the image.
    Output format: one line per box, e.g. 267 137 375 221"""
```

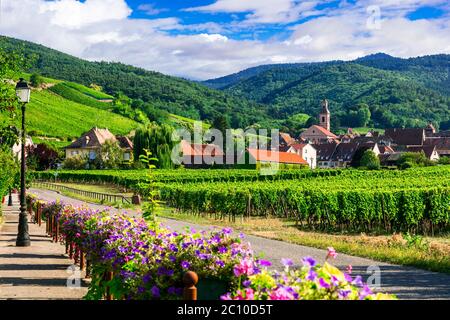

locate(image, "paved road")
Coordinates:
30 188 450 300
0 196 88 300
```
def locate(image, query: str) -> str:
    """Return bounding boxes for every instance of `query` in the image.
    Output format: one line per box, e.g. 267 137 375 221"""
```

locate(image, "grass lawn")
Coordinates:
159 211 450 274
52 182 133 196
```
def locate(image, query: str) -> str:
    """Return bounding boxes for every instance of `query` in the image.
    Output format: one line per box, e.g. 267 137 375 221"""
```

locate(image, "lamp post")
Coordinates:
15 78 31 247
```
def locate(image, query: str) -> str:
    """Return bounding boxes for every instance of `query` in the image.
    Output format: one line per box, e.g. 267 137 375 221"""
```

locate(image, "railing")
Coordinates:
32 181 132 204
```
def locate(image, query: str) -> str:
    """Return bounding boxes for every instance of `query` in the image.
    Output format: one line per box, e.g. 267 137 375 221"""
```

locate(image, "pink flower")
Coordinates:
233 258 254 277
75 233 81 238
326 247 337 259
269 287 295 300
346 265 352 274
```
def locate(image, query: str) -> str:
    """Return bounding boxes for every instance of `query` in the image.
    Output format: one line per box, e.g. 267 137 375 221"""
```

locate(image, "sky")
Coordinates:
0 0 449 80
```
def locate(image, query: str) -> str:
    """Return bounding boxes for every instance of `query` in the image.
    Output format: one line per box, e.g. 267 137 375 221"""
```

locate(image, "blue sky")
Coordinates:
1 0 450 79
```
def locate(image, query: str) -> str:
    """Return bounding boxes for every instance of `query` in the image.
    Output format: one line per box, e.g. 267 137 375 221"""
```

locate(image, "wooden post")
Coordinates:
85 259 91 279
183 271 198 300
104 271 114 300
53 218 59 243
65 240 69 254
74 247 80 264
80 251 85 271
69 242 74 259
37 203 42 226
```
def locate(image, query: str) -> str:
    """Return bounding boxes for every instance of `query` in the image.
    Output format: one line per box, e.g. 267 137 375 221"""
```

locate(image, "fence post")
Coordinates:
53 217 59 243
104 271 114 300
69 242 74 259
183 271 198 300
85 259 91 279
37 203 42 226
80 251 85 271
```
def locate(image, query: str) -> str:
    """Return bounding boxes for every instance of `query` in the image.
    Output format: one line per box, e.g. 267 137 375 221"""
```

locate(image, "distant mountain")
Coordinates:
0 36 272 129
204 53 450 130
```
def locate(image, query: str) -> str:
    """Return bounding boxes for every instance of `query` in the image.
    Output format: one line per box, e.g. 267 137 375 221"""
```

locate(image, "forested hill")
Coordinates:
204 54 450 129
0 36 271 129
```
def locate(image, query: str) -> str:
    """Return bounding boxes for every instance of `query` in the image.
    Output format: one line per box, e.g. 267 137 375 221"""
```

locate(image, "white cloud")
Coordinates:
40 0 131 29
137 3 168 16
185 0 321 24
0 0 449 80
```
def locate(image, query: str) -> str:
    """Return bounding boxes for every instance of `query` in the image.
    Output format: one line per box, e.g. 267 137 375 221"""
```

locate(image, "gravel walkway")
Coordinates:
27 188 450 300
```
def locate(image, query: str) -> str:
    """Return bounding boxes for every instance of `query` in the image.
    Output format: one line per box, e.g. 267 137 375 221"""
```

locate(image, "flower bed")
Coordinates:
36 199 396 300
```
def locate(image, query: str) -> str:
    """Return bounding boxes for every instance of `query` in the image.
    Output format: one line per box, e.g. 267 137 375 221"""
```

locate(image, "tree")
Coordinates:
133 123 176 169
359 150 380 170
26 143 60 171
397 152 433 169
30 73 44 87
97 140 123 169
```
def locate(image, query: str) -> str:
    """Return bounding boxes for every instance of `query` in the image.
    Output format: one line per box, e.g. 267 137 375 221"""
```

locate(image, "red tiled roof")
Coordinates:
279 132 296 146
248 148 307 165
311 125 337 138
289 143 308 151
181 140 224 157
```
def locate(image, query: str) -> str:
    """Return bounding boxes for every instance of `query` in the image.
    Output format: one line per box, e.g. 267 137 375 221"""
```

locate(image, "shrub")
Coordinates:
359 150 380 170
62 155 88 170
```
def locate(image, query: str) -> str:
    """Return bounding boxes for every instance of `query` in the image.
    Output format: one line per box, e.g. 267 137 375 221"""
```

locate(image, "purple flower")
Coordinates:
243 280 251 287
359 285 373 300
216 260 225 267
258 259 272 267
281 258 293 268
319 278 331 289
222 227 233 235
181 261 190 269
218 246 228 254
143 273 152 284
151 286 160 299
338 289 352 299
306 269 318 281
301 256 316 268
352 275 364 287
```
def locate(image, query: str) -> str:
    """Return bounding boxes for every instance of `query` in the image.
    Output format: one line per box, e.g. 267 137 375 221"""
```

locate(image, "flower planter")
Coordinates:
197 278 228 300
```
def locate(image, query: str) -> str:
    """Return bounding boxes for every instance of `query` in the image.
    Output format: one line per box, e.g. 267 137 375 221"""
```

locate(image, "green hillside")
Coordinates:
0 88 138 141
0 36 272 129
221 62 450 129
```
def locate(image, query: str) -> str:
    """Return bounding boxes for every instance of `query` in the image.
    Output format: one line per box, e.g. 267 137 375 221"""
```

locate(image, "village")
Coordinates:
56 99 449 171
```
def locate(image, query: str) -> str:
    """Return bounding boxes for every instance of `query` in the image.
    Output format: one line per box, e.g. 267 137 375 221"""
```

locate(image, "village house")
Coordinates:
287 143 317 169
278 132 297 151
179 140 224 168
406 145 440 161
12 136 34 160
300 100 338 144
65 127 133 162
247 148 308 168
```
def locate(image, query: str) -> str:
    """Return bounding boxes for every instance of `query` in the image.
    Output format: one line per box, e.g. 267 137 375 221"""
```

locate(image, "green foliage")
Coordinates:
359 150 380 170
138 149 163 226
215 60 450 129
49 82 112 110
0 89 138 140
397 152 434 169
62 155 88 170
133 123 177 169
96 140 124 169
0 148 19 199
30 73 44 87
0 36 271 128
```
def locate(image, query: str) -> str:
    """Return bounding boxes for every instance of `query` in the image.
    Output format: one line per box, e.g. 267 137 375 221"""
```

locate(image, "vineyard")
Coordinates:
32 167 450 234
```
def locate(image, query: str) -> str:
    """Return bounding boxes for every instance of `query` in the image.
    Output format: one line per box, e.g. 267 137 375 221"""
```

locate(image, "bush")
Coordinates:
62 155 88 170
359 150 380 170
30 73 44 87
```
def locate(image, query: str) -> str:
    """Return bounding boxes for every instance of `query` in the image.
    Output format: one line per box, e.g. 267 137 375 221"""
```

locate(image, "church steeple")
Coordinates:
319 99 331 132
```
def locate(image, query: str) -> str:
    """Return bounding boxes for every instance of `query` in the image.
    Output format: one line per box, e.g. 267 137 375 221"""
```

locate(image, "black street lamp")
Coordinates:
15 78 31 247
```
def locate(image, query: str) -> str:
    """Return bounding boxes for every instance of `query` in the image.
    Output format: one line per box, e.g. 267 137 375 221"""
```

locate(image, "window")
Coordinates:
71 151 78 156
89 151 96 160
123 152 130 161
322 117 325 122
